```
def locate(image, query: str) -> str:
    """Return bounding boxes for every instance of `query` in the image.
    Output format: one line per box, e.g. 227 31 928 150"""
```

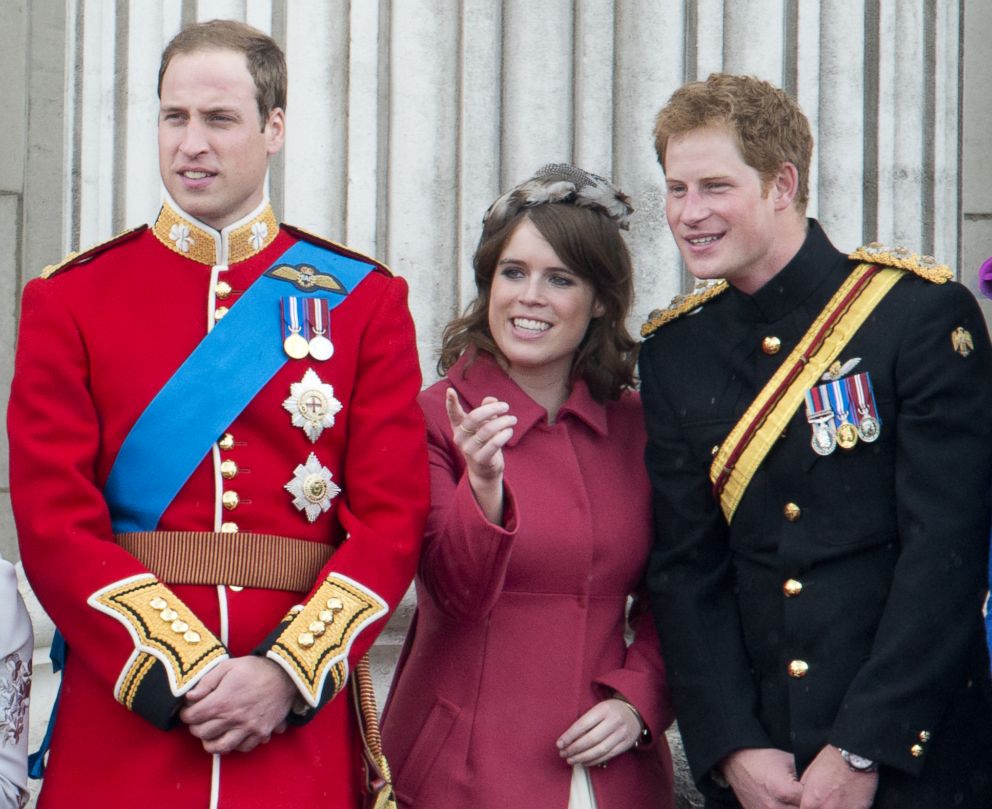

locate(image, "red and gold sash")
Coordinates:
709 263 903 522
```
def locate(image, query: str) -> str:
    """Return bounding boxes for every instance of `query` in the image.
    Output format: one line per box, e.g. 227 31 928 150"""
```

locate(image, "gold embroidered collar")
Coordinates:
152 195 279 266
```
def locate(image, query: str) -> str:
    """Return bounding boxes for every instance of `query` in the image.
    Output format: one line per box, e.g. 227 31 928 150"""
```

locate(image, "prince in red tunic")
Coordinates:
7 20 427 808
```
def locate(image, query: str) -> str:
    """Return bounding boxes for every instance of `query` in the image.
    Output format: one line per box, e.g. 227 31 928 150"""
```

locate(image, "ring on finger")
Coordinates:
473 434 485 447
458 423 476 435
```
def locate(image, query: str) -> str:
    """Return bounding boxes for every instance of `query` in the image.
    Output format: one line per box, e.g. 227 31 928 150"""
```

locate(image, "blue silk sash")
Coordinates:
104 240 375 532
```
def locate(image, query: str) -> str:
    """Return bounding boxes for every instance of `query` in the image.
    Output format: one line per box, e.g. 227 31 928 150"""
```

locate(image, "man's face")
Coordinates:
158 48 284 231
663 126 783 294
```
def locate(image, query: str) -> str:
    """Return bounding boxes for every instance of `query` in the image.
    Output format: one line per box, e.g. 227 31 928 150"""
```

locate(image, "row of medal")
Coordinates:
804 372 881 456
282 296 334 361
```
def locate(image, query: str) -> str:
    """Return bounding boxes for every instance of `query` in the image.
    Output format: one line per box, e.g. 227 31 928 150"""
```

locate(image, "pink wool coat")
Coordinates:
382 352 674 808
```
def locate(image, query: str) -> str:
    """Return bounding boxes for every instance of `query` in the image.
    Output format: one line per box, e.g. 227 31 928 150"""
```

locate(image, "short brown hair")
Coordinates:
158 19 287 127
653 73 813 212
440 203 638 402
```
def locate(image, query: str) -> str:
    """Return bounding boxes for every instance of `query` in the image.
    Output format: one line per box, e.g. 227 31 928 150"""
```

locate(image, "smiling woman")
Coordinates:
381 164 675 809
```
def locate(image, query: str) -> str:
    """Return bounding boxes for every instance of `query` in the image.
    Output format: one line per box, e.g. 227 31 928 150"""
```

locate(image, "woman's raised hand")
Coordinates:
445 388 516 523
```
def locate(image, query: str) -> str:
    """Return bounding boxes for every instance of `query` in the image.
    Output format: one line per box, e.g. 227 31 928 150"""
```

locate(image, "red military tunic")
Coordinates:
8 196 429 808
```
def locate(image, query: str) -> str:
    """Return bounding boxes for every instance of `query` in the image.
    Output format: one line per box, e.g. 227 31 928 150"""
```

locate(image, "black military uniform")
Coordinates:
640 221 992 808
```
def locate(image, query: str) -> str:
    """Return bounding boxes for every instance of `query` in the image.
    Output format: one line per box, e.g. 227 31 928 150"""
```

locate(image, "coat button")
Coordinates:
788 660 809 678
214 306 229 321
220 521 239 533
783 579 803 597
220 459 239 479
218 433 235 451
783 502 802 522
762 336 782 355
222 491 240 510
918 730 931 742
910 744 924 757
215 280 233 299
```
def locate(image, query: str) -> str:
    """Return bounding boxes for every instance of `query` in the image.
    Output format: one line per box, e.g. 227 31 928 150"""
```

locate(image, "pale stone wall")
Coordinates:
3 2 990 807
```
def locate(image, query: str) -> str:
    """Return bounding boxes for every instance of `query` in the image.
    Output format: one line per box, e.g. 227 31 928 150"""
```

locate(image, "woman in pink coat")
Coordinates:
382 164 674 808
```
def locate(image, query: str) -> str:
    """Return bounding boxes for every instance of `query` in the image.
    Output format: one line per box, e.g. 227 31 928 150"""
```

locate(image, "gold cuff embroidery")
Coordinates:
267 573 387 707
88 574 227 697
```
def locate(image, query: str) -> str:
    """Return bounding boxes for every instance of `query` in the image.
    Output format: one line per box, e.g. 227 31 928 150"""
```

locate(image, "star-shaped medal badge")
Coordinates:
285 452 341 523
283 368 343 442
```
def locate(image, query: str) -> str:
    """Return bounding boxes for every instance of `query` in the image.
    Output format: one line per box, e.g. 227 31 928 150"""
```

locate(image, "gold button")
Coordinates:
220 459 238 479
318 609 334 623
289 604 305 615
326 597 344 611
228 585 243 592
171 620 189 634
762 336 782 355
919 730 931 742
149 596 168 610
215 280 233 299
787 659 809 678
183 630 201 644
220 521 239 533
298 632 315 648
711 444 720 457
160 608 179 622
910 744 924 758
783 502 801 522
309 620 326 637
214 306 229 321
218 433 235 451
783 579 803 597
222 490 240 510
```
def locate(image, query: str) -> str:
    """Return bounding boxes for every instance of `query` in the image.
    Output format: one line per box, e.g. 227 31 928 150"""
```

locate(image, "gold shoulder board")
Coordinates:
281 223 393 278
41 226 148 279
848 242 952 284
641 281 729 337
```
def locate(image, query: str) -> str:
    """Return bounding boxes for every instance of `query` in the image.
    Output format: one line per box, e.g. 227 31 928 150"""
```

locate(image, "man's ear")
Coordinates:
265 108 286 156
771 162 800 211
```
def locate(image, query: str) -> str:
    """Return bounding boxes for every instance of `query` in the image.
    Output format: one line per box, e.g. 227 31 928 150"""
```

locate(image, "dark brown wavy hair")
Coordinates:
440 203 637 402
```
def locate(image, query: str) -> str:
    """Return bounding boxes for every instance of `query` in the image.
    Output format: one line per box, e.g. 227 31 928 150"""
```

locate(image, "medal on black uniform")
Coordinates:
804 384 838 455
849 372 882 442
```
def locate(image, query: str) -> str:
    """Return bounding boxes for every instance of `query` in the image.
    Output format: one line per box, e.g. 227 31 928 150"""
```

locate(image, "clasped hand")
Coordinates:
721 746 878 809
179 656 297 754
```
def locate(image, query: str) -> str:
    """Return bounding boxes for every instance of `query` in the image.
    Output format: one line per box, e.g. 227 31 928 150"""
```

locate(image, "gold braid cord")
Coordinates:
641 281 729 337
267 572 387 707
354 654 397 809
88 574 227 700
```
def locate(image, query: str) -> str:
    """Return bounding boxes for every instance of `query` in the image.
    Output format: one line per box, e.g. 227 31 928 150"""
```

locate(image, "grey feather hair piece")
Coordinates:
483 163 635 231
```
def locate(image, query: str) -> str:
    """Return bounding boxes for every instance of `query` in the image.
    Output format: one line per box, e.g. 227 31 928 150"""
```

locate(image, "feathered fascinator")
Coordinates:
483 163 634 231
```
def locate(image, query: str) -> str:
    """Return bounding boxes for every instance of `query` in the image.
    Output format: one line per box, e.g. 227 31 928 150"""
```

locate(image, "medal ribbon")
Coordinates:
104 240 375 533
709 264 904 523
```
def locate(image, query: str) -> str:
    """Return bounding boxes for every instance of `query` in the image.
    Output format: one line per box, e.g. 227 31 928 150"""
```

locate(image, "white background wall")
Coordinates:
2 1 990 805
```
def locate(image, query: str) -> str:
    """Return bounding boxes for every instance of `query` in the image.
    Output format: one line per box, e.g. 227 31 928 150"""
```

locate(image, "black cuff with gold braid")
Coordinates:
88 575 228 729
256 572 387 722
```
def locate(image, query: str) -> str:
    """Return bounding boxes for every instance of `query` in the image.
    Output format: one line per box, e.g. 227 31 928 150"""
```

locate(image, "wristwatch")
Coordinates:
837 748 878 773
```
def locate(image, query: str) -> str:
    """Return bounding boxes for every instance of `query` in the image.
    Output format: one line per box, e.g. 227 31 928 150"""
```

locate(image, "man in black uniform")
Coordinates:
640 73 992 809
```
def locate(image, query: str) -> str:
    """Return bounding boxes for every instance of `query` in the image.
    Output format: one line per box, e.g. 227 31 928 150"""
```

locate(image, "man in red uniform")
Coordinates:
7 19 428 808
